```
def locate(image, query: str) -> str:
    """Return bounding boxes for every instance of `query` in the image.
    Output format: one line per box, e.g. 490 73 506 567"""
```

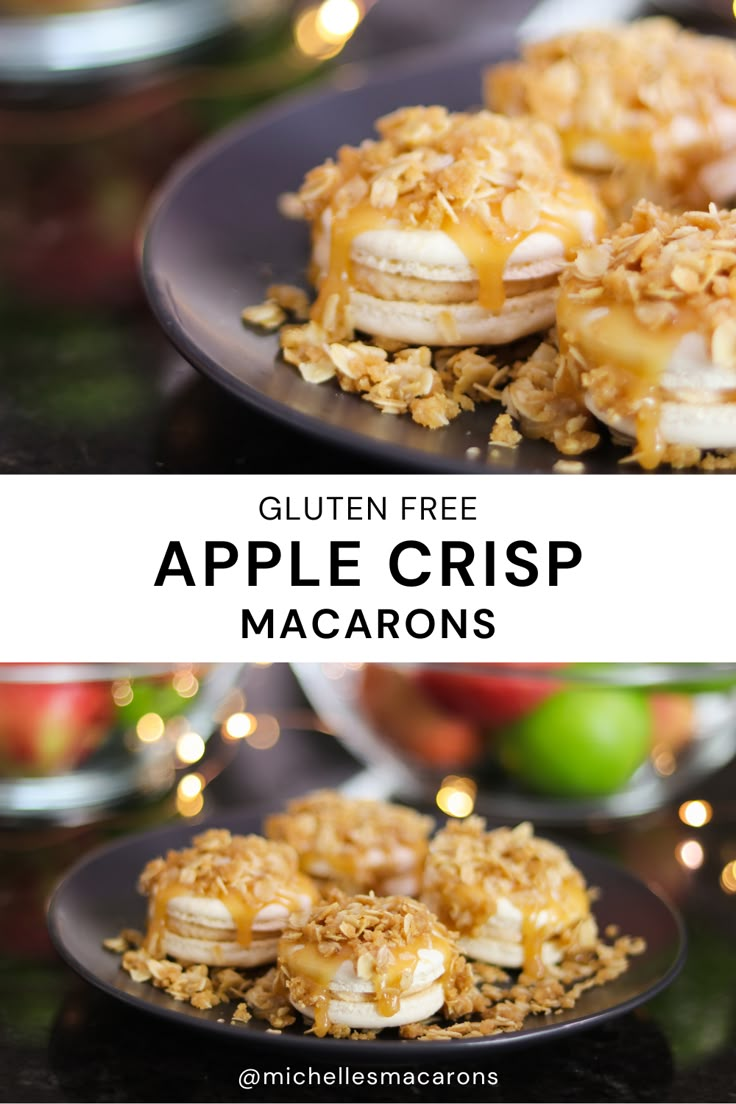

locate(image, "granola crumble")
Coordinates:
422 818 596 949
486 18 736 216
265 790 433 893
282 106 573 235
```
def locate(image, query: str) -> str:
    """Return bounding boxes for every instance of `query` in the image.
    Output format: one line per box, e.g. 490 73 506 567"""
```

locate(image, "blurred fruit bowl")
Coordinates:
293 664 736 822
0 662 229 777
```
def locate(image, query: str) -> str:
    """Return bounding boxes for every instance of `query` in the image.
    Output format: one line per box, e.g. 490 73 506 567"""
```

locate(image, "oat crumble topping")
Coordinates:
564 201 736 355
265 790 433 892
422 818 592 938
138 829 304 903
486 18 736 214
282 106 572 235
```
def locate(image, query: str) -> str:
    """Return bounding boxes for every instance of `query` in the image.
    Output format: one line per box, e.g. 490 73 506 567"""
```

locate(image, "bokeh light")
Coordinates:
136 712 165 743
317 0 361 39
173 670 199 699
679 800 713 828
112 679 134 707
652 746 676 776
247 715 280 750
178 773 204 801
223 712 256 740
176 730 205 764
294 0 363 60
720 860 736 894
436 775 477 818
176 791 204 818
675 839 704 870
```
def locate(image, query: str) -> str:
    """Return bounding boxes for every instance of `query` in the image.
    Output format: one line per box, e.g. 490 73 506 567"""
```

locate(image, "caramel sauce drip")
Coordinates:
557 290 702 470
561 127 656 167
312 181 602 325
284 933 453 1036
144 875 316 954
302 844 425 893
518 877 589 979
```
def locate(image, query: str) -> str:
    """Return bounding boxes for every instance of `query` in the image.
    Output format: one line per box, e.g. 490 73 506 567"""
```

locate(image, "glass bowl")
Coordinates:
0 663 244 824
293 663 736 823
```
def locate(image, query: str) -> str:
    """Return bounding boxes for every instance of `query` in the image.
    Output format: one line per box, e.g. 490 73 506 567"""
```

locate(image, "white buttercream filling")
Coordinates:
167 893 312 933
324 947 446 997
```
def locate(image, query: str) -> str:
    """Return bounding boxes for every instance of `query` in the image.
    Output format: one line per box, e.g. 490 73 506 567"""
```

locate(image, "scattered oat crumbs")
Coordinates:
553 459 585 473
489 412 521 447
242 284 311 331
400 932 645 1040
241 300 286 331
232 1003 252 1024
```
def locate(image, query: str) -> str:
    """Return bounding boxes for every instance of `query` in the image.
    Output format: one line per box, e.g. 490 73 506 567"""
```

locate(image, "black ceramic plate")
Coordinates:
141 40 643 474
48 813 686 1059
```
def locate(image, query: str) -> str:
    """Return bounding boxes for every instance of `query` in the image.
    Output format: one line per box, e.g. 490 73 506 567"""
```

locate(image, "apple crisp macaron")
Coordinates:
422 819 597 976
486 19 736 219
138 829 319 967
277 894 465 1035
265 789 433 897
558 201 736 468
283 105 605 345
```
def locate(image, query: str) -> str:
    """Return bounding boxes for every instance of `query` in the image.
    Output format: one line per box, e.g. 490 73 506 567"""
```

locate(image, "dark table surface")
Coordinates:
1 665 736 1103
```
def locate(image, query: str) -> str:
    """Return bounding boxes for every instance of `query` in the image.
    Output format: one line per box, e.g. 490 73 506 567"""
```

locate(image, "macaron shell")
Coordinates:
163 930 279 967
167 894 302 933
292 981 445 1030
586 393 736 450
349 285 556 345
457 933 561 969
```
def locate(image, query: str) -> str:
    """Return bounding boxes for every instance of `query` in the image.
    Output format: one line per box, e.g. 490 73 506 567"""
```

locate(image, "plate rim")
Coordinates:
47 812 688 1057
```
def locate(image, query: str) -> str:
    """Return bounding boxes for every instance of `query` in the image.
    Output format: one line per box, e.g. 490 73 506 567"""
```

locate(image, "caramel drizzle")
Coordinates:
284 932 454 1037
312 181 603 325
557 290 706 470
144 876 316 955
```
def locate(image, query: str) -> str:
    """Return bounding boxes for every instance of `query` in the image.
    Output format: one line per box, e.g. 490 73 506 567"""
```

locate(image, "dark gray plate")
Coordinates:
140 40 647 474
47 813 686 1058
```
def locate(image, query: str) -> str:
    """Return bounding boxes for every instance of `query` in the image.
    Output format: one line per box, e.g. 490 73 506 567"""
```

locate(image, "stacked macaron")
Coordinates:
286 105 605 346
486 19 736 219
421 818 597 976
138 829 318 967
277 893 464 1035
265 789 433 896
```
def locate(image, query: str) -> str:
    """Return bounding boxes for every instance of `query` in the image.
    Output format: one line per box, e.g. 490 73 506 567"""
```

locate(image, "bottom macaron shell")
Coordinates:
293 980 446 1031
350 286 556 345
586 393 736 450
163 930 279 967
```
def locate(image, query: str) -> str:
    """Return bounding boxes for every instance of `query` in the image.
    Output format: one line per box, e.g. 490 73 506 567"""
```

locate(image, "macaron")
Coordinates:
422 818 597 976
277 894 462 1035
138 829 319 967
284 105 605 345
486 19 736 219
265 789 433 896
557 201 736 468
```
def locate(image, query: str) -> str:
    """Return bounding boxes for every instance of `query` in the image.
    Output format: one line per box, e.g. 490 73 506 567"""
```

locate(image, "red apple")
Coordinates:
360 665 483 768
0 681 115 776
414 665 565 729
